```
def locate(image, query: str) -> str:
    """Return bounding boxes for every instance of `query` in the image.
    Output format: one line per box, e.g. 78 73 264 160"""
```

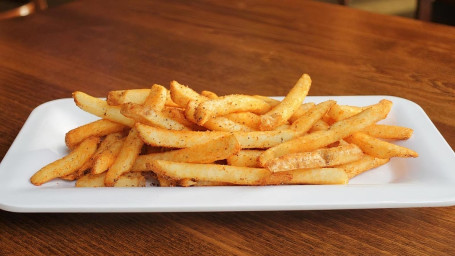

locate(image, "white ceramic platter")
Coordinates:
0 96 454 212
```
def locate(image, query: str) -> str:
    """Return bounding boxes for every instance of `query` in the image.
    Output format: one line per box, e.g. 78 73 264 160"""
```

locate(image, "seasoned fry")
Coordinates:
254 95 315 123
336 155 389 179
223 112 261 130
92 138 124 174
73 91 135 127
327 104 368 122
260 74 312 130
265 144 363 172
65 119 126 150
150 160 270 185
136 123 298 149
259 99 393 166
162 107 204 131
346 132 418 158
76 172 146 187
290 100 336 133
170 80 208 107
143 84 168 110
121 102 189 131
104 128 144 186
178 179 230 187
362 124 413 140
227 150 263 167
201 90 218 99
107 88 178 107
31 137 100 186
309 119 330 132
131 135 240 171
194 95 271 125
265 168 348 185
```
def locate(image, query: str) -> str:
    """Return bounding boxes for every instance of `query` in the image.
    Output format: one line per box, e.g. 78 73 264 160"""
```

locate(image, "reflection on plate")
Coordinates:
0 96 454 212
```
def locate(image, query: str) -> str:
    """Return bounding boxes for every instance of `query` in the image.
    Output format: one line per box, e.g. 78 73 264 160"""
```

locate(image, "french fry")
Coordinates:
265 144 364 172
136 123 298 149
64 133 124 179
336 155 389 179
76 172 146 187
362 124 413 140
162 107 205 131
184 100 251 131
201 90 218 99
223 112 261 130
65 119 126 150
143 84 168 110
121 102 190 131
92 138 124 174
327 104 368 122
104 128 144 186
107 88 179 107
178 179 230 187
346 132 418 158
290 100 336 133
254 95 315 123
227 150 263 167
259 99 393 166
150 160 270 185
131 135 240 171
170 80 208 107
265 168 348 185
30 137 100 186
260 74 312 130
309 119 330 132
194 95 271 125
73 91 135 127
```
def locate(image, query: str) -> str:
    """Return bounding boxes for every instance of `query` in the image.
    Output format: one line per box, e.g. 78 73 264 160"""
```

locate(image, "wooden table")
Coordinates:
1 0 454 255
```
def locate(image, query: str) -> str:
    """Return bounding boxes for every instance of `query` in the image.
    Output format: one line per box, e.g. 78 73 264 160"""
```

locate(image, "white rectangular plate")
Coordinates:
1 96 454 212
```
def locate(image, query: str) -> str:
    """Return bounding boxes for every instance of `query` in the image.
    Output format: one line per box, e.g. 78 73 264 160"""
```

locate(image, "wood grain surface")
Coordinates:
0 0 454 255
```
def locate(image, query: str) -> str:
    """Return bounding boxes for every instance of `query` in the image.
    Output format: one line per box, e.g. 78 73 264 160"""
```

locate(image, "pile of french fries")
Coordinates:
30 74 418 187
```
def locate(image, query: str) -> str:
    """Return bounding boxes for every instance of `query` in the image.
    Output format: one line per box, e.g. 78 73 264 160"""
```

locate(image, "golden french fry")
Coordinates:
73 91 135 127
107 88 178 107
227 150 263 167
309 119 330 132
162 107 204 131
200 90 218 99
170 80 208 107
178 179 230 187
143 84 168 110
156 174 177 187
362 124 413 140
30 137 100 186
194 95 271 125
92 138 124 174
132 135 240 171
121 102 189 131
327 104 368 122
346 132 418 158
336 155 389 179
254 95 315 124
265 144 364 172
136 123 298 149
76 172 146 187
104 128 144 186
290 100 336 133
202 117 255 132
61 133 125 180
65 119 126 150
265 168 348 185
223 112 261 130
150 160 270 185
260 74 312 130
259 99 393 166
